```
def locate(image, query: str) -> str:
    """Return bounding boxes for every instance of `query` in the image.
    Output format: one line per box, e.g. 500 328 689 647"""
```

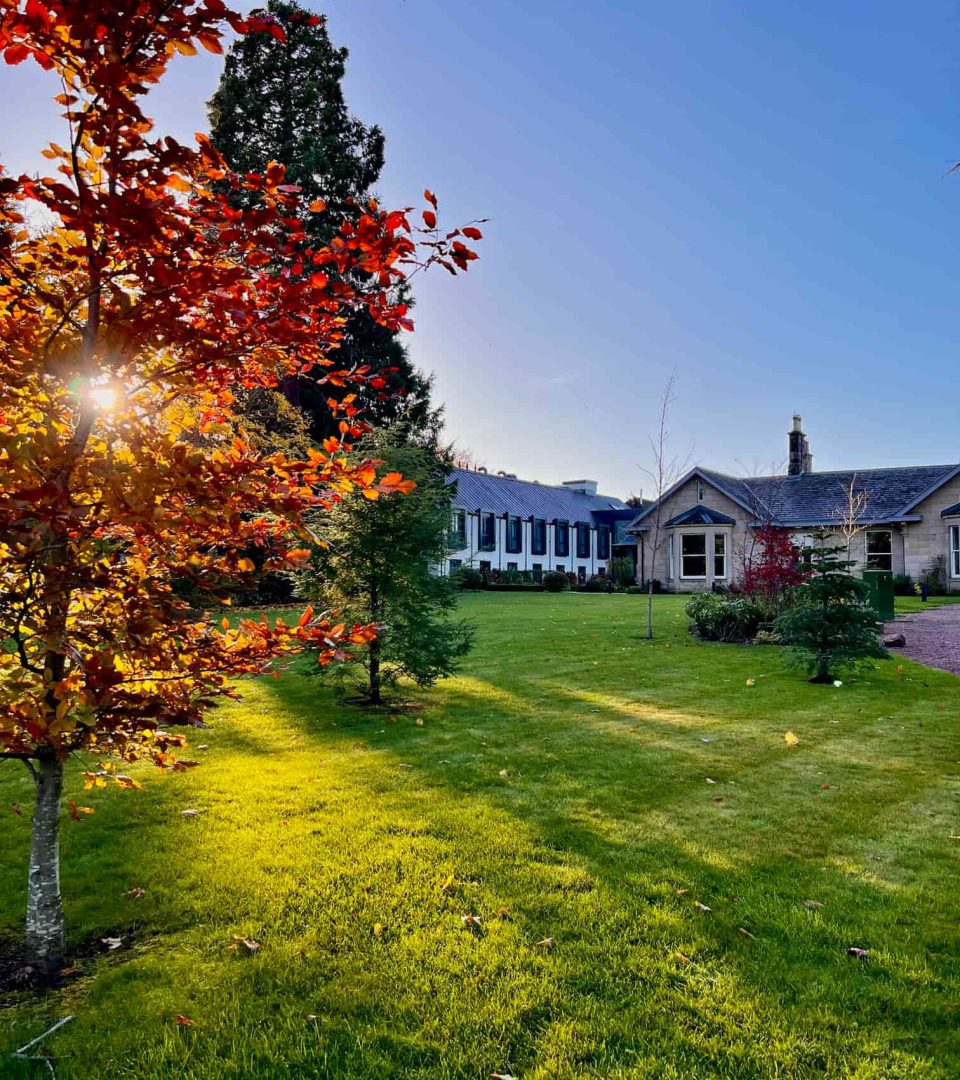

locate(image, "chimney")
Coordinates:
563 479 598 496
788 415 813 476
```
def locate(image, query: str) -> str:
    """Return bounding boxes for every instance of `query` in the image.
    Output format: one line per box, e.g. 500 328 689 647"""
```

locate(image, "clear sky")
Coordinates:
3 1 958 498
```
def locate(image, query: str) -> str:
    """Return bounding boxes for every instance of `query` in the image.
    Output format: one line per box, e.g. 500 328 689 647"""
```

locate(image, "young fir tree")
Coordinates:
773 533 887 683
208 0 441 445
299 431 474 704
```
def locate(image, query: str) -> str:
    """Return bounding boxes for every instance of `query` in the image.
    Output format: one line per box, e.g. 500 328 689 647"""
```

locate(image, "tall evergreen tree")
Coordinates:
208 1 442 445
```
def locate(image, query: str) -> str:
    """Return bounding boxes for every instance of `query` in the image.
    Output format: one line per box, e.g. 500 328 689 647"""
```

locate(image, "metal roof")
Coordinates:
664 504 737 528
448 468 628 523
628 463 960 531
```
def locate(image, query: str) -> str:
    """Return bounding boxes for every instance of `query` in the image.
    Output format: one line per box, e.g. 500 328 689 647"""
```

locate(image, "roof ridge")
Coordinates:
450 467 622 501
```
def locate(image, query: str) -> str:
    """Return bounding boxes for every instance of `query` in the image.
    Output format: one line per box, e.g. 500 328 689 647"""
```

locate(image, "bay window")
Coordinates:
680 533 707 579
714 533 727 578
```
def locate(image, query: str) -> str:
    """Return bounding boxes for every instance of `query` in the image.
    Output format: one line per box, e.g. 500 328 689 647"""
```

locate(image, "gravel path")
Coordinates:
885 604 960 676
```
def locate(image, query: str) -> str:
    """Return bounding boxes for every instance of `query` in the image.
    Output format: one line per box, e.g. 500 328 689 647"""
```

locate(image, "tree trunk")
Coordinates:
810 657 832 684
646 583 654 640
25 755 65 983
368 636 382 705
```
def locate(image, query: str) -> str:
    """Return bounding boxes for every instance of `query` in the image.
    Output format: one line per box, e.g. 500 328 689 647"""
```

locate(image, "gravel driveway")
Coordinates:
885 604 960 676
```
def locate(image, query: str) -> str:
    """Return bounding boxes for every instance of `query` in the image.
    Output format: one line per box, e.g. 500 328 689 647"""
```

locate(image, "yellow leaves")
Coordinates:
166 173 193 193
237 557 256 573
784 731 799 748
68 801 94 821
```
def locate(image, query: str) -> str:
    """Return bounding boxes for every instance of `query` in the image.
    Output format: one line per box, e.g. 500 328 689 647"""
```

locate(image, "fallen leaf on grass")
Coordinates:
535 937 554 951
229 935 261 952
745 678 756 687
491 1073 517 1079
847 947 869 960
705 778 716 784
804 899 823 909
738 927 755 939
12 804 22 816
675 888 689 896
461 913 482 933
415 717 425 727
123 887 145 899
441 874 457 897
676 951 692 965
372 923 384 939
175 1015 195 1027
784 731 799 748
306 1014 319 1022
712 797 724 803
101 937 123 950
694 901 712 913
180 808 201 817
498 769 508 777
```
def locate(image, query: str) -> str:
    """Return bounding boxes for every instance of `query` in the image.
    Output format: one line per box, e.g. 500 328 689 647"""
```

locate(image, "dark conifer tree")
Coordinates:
208 1 441 445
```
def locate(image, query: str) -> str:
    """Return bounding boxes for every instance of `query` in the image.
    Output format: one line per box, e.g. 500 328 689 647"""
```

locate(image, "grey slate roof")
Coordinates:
630 463 960 530
665 504 737 528
448 468 628 523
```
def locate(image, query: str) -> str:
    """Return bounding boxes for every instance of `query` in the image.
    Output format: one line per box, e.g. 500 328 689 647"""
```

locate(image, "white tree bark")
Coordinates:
25 756 65 981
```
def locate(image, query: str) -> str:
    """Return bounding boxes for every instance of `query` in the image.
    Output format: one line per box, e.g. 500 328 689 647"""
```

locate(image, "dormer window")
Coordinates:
697 480 704 502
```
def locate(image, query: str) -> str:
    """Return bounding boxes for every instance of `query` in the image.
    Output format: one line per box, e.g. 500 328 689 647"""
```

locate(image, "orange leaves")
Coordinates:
0 0 478 774
67 801 94 822
378 471 417 496
308 198 327 213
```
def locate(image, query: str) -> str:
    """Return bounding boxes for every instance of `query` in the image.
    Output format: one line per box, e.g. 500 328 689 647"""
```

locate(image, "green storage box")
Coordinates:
862 570 895 621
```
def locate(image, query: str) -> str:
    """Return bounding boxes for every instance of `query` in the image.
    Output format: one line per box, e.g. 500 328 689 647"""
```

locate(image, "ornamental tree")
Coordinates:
0 0 479 982
742 524 808 614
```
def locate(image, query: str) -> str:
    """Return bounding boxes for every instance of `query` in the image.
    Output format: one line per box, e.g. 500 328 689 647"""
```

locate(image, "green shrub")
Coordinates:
578 574 613 593
606 557 635 589
625 585 643 594
486 583 545 592
455 567 485 590
892 573 913 597
686 593 763 643
542 570 570 592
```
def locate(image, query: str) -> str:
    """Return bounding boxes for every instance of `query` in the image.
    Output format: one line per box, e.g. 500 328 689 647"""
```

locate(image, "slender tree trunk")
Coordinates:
25 755 65 983
647 582 654 640
368 636 382 706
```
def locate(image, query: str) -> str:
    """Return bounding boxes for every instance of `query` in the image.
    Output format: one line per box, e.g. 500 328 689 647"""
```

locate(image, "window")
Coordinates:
532 563 543 583
450 509 466 547
506 561 518 572
951 525 960 579
576 522 591 558
448 559 462 574
555 520 570 557
577 566 587 583
597 525 610 559
697 480 704 502
865 529 893 572
667 536 675 579
479 512 496 551
506 515 522 554
680 533 707 578
714 534 727 578
479 560 491 574
555 563 565 574
532 518 547 555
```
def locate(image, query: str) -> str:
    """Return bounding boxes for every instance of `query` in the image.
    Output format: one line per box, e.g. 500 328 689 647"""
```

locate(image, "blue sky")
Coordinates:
3 1 958 497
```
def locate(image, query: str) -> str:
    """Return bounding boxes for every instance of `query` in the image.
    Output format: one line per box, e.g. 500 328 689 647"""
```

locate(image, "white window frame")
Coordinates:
713 533 727 579
864 528 893 572
680 532 708 580
951 524 960 580
667 535 675 580
451 509 466 547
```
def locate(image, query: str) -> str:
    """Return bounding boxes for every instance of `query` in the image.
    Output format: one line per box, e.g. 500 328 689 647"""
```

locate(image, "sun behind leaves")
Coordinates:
0 0 479 980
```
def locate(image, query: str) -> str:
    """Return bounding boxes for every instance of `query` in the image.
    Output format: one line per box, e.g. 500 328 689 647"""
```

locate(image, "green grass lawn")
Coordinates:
1 593 959 1079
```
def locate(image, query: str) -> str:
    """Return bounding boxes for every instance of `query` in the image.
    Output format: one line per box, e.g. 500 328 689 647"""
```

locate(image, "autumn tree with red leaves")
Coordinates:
742 524 808 613
0 0 479 982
